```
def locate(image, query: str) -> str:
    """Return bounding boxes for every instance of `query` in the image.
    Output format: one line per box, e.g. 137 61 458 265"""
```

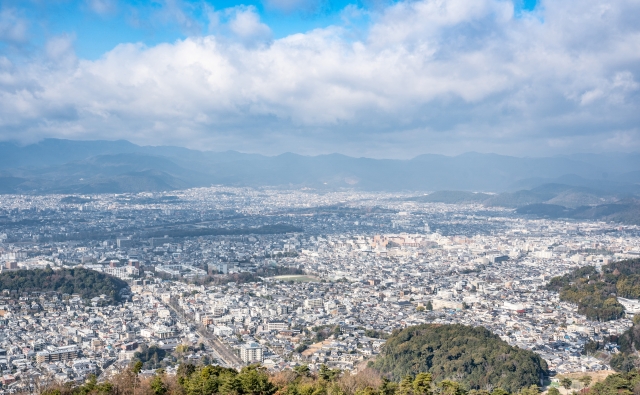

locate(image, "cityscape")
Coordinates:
1 0 639 393
0 187 638 392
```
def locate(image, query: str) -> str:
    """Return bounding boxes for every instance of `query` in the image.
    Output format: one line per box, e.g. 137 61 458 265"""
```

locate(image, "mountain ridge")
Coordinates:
0 139 639 200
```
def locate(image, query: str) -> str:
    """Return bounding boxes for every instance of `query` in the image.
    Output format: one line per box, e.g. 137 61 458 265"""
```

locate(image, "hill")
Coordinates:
1 139 640 195
0 267 129 304
546 259 640 321
372 324 548 392
45 360 547 395
515 201 640 224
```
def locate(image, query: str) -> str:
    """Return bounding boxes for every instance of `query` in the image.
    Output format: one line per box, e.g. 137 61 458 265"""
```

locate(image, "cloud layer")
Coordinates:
0 0 639 157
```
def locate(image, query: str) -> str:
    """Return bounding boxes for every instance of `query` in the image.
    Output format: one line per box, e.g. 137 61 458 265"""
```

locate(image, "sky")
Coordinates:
0 0 638 158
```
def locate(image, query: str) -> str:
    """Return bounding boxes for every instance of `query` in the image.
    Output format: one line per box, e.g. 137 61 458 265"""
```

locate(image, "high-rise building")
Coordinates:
240 342 263 364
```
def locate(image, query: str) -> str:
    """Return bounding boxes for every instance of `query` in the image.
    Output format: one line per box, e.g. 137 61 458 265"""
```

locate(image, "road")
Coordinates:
165 300 243 368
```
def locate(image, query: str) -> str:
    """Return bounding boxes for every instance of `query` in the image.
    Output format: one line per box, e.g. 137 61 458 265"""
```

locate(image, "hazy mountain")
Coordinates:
0 139 639 196
516 200 640 225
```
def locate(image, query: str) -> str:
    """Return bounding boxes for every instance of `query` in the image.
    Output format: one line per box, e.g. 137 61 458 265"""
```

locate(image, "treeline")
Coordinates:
43 361 546 395
0 267 127 304
546 258 640 321
372 324 548 393
587 369 640 395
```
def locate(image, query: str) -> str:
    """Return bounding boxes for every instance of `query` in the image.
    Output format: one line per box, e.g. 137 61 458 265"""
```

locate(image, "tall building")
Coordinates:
240 342 263 364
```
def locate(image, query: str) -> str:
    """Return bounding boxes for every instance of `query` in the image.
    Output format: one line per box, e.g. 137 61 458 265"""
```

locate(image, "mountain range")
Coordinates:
0 139 639 221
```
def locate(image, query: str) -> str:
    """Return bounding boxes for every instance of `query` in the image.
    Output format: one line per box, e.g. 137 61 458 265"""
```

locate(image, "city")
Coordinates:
0 187 638 393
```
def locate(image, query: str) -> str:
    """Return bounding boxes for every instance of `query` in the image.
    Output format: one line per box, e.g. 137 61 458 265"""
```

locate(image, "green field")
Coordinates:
271 275 320 282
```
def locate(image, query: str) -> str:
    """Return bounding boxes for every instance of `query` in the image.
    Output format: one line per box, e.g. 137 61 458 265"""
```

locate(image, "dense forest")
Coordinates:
0 267 128 304
372 324 548 393
44 361 546 395
546 258 640 321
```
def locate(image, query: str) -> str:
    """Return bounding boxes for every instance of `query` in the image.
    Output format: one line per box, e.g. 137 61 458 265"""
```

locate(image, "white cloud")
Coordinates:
45 34 77 65
86 0 117 16
226 6 272 44
0 0 639 157
0 8 28 44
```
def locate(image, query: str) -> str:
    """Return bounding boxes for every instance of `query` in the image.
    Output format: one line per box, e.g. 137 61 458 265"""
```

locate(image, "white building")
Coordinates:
304 298 324 310
240 342 263 364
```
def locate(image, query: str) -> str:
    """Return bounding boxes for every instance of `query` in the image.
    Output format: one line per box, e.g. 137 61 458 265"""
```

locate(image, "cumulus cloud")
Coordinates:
0 0 639 157
226 6 273 44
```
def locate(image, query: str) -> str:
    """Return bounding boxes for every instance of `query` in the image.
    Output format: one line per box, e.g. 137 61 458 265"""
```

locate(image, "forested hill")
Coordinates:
546 258 640 321
0 267 128 304
372 324 548 393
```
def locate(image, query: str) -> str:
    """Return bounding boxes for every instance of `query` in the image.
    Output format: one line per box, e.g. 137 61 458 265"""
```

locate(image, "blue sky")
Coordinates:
4 0 537 60
1 0 638 158
4 0 373 59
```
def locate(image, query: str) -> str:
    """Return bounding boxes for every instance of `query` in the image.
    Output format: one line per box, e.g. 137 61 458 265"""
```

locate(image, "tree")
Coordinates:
425 301 433 311
380 378 398 395
239 365 276 395
517 385 538 395
579 375 592 388
610 352 637 372
438 380 466 395
177 363 196 378
547 388 560 395
373 324 547 393
294 364 310 377
150 374 168 395
560 378 572 390
132 361 143 374
319 364 341 381
397 376 414 395
413 373 433 395
220 374 243 395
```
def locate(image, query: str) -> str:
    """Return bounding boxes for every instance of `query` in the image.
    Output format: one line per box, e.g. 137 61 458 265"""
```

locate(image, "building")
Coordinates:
240 342 263 364
267 321 288 331
117 238 133 249
431 299 463 310
36 346 79 363
104 266 139 279
304 298 324 310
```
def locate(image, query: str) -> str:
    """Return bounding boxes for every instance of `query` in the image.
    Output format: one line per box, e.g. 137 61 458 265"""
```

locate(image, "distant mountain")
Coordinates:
516 201 640 224
0 139 639 195
484 183 621 208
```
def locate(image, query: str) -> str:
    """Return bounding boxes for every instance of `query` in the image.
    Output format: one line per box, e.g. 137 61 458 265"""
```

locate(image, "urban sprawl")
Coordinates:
0 188 639 393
